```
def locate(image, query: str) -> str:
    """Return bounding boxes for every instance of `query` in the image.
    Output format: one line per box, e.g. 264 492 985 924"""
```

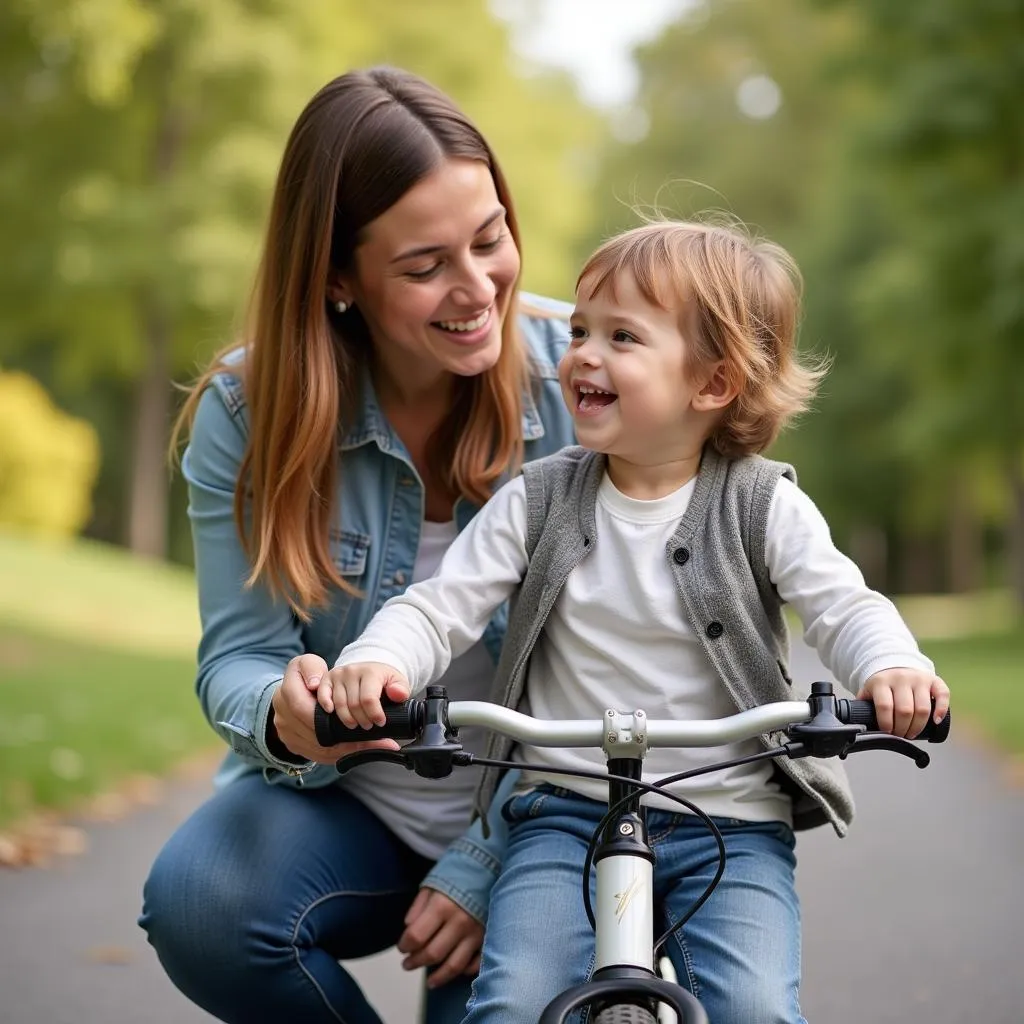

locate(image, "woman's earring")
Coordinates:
334 299 349 314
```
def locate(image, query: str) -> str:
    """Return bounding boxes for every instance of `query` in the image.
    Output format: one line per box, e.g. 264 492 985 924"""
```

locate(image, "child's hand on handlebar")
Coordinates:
857 668 950 738
316 662 411 730
270 654 402 763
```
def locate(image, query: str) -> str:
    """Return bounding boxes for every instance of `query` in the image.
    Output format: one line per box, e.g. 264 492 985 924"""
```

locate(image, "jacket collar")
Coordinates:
341 364 545 452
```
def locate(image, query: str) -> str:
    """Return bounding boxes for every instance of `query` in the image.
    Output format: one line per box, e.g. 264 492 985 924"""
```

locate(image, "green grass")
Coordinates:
0 528 199 657
892 592 1023 756
921 630 1024 755
0 619 216 829
0 530 212 830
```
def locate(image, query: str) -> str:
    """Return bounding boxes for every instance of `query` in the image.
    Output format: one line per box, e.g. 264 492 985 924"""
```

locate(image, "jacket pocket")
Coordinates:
331 528 371 575
328 529 371 633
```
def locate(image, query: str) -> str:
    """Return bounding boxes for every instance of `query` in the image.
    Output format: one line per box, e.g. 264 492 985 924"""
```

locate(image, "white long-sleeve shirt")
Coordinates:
338 520 497 859
337 471 933 822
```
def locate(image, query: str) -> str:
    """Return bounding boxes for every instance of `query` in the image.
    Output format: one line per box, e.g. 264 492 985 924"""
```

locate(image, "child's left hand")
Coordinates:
398 888 483 988
857 668 950 739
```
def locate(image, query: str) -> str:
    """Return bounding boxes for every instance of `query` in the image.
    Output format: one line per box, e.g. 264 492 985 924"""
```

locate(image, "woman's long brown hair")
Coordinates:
173 68 529 619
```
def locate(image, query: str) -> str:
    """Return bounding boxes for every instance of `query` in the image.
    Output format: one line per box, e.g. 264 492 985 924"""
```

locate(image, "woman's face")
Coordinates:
336 157 521 389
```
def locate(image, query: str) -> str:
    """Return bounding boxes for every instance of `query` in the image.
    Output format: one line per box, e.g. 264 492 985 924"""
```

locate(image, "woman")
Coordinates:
139 66 575 1024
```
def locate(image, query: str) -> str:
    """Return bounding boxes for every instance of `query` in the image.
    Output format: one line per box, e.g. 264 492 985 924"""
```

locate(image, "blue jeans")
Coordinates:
464 785 806 1024
139 773 470 1023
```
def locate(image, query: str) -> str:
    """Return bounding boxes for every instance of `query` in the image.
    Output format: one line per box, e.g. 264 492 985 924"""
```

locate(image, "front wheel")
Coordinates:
593 1006 657 1024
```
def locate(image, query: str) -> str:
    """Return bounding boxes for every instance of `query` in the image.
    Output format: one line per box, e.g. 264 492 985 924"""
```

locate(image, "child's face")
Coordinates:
559 269 715 466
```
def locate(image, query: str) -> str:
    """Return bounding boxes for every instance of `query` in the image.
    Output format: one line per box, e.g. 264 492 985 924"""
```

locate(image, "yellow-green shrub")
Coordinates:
0 371 100 537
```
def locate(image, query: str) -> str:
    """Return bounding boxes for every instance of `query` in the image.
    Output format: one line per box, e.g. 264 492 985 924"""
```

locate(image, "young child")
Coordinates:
316 221 949 1024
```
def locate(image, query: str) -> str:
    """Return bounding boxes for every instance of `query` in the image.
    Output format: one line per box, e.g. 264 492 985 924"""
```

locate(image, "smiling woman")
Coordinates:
138 66 576 1024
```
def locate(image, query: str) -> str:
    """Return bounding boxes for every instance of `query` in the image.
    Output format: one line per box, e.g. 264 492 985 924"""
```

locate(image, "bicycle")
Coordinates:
315 681 950 1023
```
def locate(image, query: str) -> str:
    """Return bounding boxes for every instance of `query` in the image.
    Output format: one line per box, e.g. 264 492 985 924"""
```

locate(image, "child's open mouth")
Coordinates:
575 384 617 413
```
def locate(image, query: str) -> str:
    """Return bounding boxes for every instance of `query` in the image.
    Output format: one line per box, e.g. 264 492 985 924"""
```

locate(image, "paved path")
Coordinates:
1 642 1021 1023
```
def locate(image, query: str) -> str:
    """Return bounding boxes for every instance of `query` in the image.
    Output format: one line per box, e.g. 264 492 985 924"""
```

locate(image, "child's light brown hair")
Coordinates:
577 220 826 457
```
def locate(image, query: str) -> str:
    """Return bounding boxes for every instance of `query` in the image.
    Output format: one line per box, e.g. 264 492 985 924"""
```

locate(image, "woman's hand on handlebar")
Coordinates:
269 654 401 764
398 888 483 988
858 667 950 739
316 660 412 730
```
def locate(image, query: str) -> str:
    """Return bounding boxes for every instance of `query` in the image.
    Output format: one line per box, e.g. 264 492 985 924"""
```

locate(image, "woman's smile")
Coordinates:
430 305 494 346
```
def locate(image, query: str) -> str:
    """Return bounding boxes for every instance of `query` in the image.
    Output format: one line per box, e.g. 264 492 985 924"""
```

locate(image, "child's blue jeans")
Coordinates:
463 784 807 1024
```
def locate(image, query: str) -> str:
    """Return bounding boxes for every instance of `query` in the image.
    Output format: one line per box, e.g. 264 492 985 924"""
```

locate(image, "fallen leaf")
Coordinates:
85 945 134 966
0 816 88 868
1003 757 1024 788
120 774 163 806
0 834 21 867
83 792 131 823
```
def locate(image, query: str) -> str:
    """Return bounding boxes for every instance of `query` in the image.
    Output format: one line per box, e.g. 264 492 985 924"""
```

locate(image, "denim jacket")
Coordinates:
181 292 575 924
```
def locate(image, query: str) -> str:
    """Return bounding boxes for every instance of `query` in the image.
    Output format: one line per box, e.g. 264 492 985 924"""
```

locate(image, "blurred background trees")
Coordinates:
1 0 1022 609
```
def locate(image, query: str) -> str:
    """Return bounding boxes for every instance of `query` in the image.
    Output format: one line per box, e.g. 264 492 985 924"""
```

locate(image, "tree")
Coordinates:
0 0 598 559
580 0 860 251
1 0 372 556
822 0 1024 600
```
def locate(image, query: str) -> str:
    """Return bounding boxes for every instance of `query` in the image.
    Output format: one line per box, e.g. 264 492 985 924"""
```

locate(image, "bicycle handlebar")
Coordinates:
313 686 951 749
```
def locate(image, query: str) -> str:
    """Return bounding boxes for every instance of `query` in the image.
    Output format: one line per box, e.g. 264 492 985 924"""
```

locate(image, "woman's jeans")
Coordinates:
139 773 470 1024
464 785 807 1024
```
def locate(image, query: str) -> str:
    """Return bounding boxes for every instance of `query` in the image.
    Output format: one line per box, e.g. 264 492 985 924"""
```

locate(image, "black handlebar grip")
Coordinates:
313 698 421 746
838 698 951 743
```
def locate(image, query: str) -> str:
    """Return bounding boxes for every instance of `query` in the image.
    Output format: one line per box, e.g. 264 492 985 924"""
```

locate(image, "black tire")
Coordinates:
593 1005 657 1024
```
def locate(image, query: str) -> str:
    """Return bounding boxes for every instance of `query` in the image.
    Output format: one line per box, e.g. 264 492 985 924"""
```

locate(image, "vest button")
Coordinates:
672 547 690 565
706 621 724 639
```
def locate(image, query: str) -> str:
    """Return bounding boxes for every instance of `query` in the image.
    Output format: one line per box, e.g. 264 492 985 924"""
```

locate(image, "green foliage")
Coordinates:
813 0 1024 595
0 0 598 557
825 0 1024 460
0 370 99 536
580 0 859 253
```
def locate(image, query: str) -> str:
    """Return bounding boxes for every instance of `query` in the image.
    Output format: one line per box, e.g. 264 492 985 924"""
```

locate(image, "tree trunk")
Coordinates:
127 296 171 557
1008 456 1024 609
897 532 940 596
946 470 982 593
125 85 183 558
848 523 889 593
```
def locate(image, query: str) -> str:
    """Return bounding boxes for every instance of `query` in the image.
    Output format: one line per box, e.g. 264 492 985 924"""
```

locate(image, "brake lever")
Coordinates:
334 685 468 779
839 733 931 768
335 750 410 775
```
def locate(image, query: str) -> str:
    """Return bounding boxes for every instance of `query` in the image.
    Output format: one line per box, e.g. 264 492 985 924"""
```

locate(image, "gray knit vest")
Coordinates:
475 445 856 837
